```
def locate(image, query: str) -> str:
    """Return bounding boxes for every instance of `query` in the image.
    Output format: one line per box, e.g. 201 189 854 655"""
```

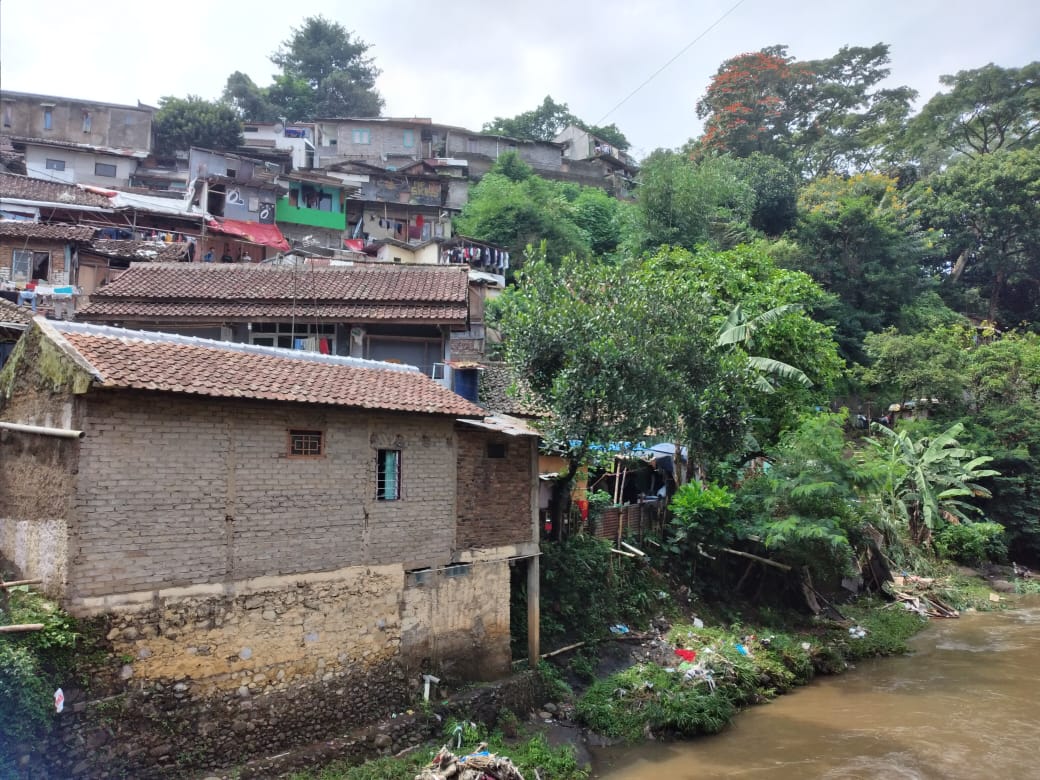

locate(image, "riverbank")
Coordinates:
273 567 1019 779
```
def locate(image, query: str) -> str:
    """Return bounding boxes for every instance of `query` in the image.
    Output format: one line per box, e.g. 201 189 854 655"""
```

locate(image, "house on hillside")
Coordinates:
74 263 472 378
275 170 357 251
0 318 539 768
0 221 95 288
1 90 154 188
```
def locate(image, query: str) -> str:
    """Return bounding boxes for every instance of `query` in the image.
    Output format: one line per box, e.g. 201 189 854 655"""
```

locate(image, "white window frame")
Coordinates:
45 158 66 171
94 162 117 178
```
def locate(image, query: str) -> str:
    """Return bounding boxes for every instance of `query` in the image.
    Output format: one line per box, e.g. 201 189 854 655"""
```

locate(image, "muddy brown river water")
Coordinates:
591 601 1040 779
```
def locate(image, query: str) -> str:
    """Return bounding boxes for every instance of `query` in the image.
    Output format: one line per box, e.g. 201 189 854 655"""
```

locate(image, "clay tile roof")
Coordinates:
0 221 96 241
84 239 189 263
480 363 547 418
0 173 113 208
76 263 470 324
0 297 34 327
44 321 485 417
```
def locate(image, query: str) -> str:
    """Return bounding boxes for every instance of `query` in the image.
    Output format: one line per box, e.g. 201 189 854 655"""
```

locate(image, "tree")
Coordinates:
152 96 244 156
482 96 631 150
454 152 622 263
869 422 998 545
908 62 1040 164
694 44 915 177
860 324 971 412
785 173 931 363
222 15 383 121
631 152 753 252
736 153 799 236
915 146 1040 325
483 96 577 141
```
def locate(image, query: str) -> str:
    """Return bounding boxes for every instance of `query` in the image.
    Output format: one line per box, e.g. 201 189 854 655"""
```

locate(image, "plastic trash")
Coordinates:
609 624 630 634
693 618 705 628
736 644 750 656
674 648 697 663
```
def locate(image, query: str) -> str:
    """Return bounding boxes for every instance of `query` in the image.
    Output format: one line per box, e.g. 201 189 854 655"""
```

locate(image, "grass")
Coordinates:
575 602 928 743
285 720 588 780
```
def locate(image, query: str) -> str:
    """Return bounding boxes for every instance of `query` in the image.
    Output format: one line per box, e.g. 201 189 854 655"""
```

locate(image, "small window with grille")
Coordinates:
288 429 323 457
377 449 401 500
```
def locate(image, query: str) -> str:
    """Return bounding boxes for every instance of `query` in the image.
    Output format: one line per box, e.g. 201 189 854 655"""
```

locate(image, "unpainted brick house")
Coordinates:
0 318 540 763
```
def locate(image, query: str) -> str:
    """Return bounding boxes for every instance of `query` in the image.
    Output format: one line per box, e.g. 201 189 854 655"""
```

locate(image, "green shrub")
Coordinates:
934 521 1007 565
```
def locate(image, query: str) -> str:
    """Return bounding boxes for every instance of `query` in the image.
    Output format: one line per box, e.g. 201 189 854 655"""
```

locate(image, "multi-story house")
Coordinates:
1 90 154 188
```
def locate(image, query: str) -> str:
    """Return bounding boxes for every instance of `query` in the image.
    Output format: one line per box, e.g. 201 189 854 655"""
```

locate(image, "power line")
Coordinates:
594 0 750 126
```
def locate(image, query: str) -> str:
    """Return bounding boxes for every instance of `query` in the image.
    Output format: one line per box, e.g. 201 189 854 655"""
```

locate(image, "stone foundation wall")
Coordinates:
8 560 518 778
13 669 547 779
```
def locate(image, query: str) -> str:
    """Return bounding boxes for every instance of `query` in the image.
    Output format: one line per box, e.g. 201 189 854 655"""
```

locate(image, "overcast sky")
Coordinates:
2 0 1037 158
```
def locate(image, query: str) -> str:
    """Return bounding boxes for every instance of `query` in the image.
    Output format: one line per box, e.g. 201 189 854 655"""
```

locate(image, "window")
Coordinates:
94 162 117 178
2 103 11 128
249 322 335 351
467 137 480 153
42 107 52 130
82 111 91 133
487 442 507 459
377 449 401 500
11 250 49 285
243 126 260 133
226 168 237 179
288 429 324 457
403 129 414 148
45 158 66 171
352 128 371 144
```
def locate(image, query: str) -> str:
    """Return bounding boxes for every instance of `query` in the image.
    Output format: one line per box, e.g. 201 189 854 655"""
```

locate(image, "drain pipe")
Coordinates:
0 422 84 439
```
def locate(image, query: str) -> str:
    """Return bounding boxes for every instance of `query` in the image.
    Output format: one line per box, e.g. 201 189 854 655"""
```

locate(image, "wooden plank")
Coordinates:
0 623 45 633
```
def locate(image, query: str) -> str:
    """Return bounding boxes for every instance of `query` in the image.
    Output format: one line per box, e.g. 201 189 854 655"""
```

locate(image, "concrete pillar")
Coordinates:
527 554 540 667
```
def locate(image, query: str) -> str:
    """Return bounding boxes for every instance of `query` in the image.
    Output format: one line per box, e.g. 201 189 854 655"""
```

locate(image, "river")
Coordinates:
591 601 1040 779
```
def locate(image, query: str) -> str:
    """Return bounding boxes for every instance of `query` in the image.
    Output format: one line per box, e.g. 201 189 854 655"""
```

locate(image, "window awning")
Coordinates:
206 218 290 251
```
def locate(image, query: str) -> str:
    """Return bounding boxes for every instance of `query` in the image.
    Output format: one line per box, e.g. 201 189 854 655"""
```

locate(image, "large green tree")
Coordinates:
907 62 1040 166
915 146 1040 324
454 153 623 263
491 244 843 488
223 16 383 121
152 96 244 156
784 172 931 363
631 151 753 252
694 44 915 177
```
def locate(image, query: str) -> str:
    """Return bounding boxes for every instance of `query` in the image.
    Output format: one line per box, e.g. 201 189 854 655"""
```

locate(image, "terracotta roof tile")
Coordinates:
76 263 470 323
0 297 34 326
84 239 190 262
0 173 113 208
0 221 96 241
44 321 484 417
480 362 547 418
76 301 465 321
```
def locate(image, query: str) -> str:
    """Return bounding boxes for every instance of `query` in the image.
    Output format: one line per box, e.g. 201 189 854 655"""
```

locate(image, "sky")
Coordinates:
2 0 1038 159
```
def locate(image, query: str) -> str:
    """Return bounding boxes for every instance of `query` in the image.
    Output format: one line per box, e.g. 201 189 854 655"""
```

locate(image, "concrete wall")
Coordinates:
24 144 138 187
0 91 153 152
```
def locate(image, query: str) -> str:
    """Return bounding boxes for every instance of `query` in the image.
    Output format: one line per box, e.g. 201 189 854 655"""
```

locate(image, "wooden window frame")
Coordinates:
287 429 324 458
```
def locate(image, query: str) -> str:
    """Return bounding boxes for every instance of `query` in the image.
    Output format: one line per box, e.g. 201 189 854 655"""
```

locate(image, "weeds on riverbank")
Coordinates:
575 603 925 742
285 719 588 780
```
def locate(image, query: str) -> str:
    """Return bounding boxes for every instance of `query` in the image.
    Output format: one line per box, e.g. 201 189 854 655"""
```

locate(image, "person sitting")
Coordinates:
220 243 234 263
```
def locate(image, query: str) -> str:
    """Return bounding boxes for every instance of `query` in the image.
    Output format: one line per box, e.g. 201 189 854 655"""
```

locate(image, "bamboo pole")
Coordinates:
0 624 45 633
720 547 792 571
0 579 43 589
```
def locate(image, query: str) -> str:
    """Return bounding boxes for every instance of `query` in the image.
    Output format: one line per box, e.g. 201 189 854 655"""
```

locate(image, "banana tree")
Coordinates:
869 422 1000 545
716 303 812 392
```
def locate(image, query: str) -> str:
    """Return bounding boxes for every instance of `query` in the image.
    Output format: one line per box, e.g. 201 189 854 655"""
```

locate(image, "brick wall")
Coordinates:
0 237 68 284
70 391 460 601
455 427 534 549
